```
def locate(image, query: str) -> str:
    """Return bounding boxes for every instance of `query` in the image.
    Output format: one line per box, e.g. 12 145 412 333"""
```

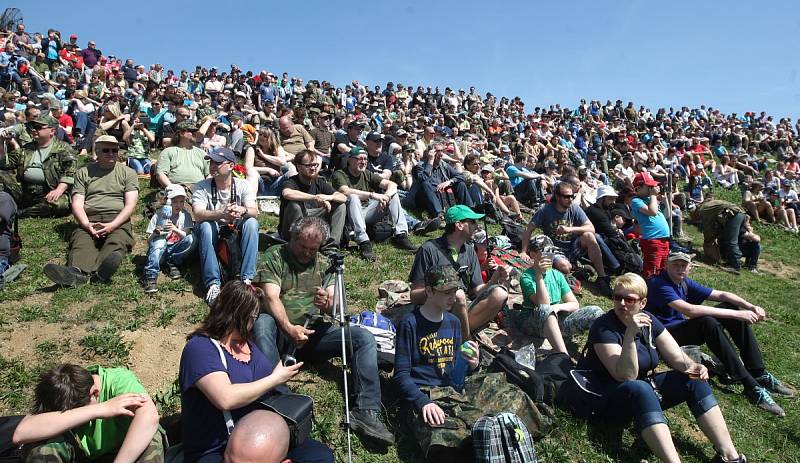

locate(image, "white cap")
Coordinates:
165 184 187 200
596 184 619 200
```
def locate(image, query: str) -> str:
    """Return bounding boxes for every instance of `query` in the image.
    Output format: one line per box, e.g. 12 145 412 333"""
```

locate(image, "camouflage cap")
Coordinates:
424 266 461 291
29 114 59 128
175 120 198 132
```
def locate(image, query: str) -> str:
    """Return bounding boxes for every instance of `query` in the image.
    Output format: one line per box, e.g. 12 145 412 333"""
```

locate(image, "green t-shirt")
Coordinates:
520 267 571 309
72 162 139 218
22 143 53 185
156 146 209 185
73 366 147 458
331 169 383 206
254 244 332 325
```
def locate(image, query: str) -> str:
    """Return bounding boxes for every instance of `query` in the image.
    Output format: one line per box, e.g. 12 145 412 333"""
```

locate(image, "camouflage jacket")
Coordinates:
0 138 77 191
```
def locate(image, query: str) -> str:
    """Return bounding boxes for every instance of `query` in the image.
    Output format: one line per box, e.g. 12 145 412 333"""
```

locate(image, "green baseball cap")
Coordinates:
29 114 58 128
444 205 484 224
424 266 461 291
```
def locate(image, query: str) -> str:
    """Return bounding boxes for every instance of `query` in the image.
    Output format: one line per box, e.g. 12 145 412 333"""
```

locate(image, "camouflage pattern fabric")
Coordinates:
25 428 166 463
502 304 604 339
408 372 553 456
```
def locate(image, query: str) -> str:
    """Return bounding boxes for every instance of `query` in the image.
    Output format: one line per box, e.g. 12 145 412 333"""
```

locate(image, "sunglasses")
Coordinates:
558 194 576 200
298 162 320 168
612 294 641 304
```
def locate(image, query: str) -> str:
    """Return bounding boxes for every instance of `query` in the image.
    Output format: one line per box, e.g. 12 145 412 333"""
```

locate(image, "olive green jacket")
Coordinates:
0 138 77 191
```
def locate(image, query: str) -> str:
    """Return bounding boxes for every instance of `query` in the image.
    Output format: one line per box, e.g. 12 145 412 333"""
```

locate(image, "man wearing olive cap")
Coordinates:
0 114 77 217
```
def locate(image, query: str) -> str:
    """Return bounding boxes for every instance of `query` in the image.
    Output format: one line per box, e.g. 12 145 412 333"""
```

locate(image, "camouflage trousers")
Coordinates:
25 428 166 463
503 304 604 339
408 372 551 457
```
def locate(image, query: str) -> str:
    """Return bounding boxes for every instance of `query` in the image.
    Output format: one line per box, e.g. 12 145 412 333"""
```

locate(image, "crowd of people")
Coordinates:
1 19 798 463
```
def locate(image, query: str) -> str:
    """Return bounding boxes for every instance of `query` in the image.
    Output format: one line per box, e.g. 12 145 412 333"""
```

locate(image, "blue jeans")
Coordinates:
595 371 718 433
257 172 291 196
253 313 382 411
468 183 484 205
196 217 258 288
143 234 194 280
128 157 152 175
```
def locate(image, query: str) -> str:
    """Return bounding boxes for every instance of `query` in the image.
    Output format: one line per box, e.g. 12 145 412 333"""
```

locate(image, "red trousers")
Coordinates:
640 237 670 279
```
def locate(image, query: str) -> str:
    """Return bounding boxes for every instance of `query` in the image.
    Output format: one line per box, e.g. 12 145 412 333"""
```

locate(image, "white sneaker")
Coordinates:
205 284 221 306
242 279 252 286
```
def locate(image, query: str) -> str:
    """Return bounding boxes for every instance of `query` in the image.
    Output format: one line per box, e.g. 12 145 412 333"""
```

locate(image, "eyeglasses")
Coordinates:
298 162 320 168
558 194 576 200
612 294 641 304
99 148 119 154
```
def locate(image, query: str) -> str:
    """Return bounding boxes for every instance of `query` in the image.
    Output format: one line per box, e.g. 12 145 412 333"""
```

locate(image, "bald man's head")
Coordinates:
224 410 289 463
278 116 292 137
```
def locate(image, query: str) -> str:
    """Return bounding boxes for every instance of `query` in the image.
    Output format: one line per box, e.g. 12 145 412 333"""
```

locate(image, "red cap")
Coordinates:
633 172 659 187
69 34 77 39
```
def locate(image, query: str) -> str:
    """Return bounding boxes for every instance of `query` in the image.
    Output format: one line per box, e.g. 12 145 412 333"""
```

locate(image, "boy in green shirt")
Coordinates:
505 235 604 354
22 364 163 463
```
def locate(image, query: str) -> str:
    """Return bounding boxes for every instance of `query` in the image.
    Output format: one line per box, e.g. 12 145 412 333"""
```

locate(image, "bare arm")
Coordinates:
594 335 639 382
194 370 293 412
112 396 159 463
666 298 757 323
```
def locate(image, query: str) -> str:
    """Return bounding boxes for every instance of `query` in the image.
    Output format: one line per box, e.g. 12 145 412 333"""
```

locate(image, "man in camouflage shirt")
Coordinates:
0 114 76 217
251 216 395 447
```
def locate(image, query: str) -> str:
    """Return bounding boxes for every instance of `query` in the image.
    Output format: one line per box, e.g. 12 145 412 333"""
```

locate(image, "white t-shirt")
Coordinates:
192 177 255 224
146 206 194 243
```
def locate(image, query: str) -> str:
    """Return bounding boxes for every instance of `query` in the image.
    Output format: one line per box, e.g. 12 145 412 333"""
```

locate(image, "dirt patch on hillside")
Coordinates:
122 326 193 393
0 321 87 364
758 260 800 280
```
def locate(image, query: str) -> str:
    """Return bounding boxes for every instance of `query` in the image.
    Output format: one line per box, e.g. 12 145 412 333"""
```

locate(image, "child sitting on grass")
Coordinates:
142 184 194 294
20 363 163 463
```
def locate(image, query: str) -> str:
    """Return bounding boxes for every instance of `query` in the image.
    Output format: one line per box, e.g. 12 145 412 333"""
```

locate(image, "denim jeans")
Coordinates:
257 171 291 197
253 313 381 411
595 371 718 433
128 157 152 175
196 217 258 288
346 193 408 243
143 234 194 280
468 183 484 205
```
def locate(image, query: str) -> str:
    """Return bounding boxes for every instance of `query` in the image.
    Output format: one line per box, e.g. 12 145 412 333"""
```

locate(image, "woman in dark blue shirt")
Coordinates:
575 273 745 463
179 281 332 463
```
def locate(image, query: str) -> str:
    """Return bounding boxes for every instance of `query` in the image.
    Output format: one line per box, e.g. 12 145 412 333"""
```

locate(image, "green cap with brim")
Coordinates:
444 205 484 224
29 114 59 128
424 266 461 291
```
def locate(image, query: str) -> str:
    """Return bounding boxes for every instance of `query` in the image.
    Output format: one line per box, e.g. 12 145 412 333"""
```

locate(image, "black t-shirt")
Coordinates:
280 174 335 210
586 203 619 238
367 151 395 174
576 310 665 383
408 236 482 292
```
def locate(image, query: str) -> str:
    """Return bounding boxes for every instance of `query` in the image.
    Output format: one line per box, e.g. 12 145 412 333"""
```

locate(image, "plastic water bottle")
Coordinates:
156 203 172 235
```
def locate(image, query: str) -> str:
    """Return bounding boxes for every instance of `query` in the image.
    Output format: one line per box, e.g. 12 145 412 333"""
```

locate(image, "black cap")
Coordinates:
365 132 382 142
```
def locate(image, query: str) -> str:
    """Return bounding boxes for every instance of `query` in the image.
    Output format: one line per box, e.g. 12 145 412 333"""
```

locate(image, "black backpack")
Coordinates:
534 352 575 405
499 217 526 250
487 348 545 402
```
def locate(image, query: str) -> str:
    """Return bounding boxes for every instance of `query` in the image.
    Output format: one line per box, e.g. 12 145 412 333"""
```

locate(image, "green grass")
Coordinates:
1 175 799 462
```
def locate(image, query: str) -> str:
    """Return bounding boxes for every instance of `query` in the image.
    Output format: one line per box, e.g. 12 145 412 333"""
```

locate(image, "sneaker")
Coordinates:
96 251 123 282
391 233 417 252
756 372 796 397
167 263 182 280
349 408 395 446
748 267 760 275
43 264 88 287
746 386 785 416
566 274 582 296
143 278 158 294
358 241 377 262
412 217 440 236
711 453 748 463
205 284 221 306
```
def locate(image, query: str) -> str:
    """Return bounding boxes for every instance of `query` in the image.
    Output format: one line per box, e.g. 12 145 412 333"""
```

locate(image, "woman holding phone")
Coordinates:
570 273 745 463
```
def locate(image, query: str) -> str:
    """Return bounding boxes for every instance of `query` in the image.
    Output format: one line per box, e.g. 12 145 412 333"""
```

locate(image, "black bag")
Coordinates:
534 352 575 405
605 234 643 274
555 370 609 419
216 224 242 282
9 214 20 265
257 393 314 449
366 218 394 243
0 415 24 463
487 348 545 402
499 216 526 250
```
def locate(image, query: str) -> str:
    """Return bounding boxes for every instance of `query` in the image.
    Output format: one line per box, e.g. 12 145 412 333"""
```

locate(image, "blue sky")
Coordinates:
20 0 800 118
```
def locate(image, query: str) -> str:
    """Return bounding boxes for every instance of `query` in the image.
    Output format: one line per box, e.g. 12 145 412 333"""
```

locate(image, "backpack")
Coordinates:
499 217 526 250
488 348 545 402
534 352 576 405
472 412 538 463
605 234 643 274
216 224 242 283
349 311 396 367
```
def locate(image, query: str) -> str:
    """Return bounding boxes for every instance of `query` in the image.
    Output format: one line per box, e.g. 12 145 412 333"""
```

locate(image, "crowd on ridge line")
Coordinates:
0 19 797 463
